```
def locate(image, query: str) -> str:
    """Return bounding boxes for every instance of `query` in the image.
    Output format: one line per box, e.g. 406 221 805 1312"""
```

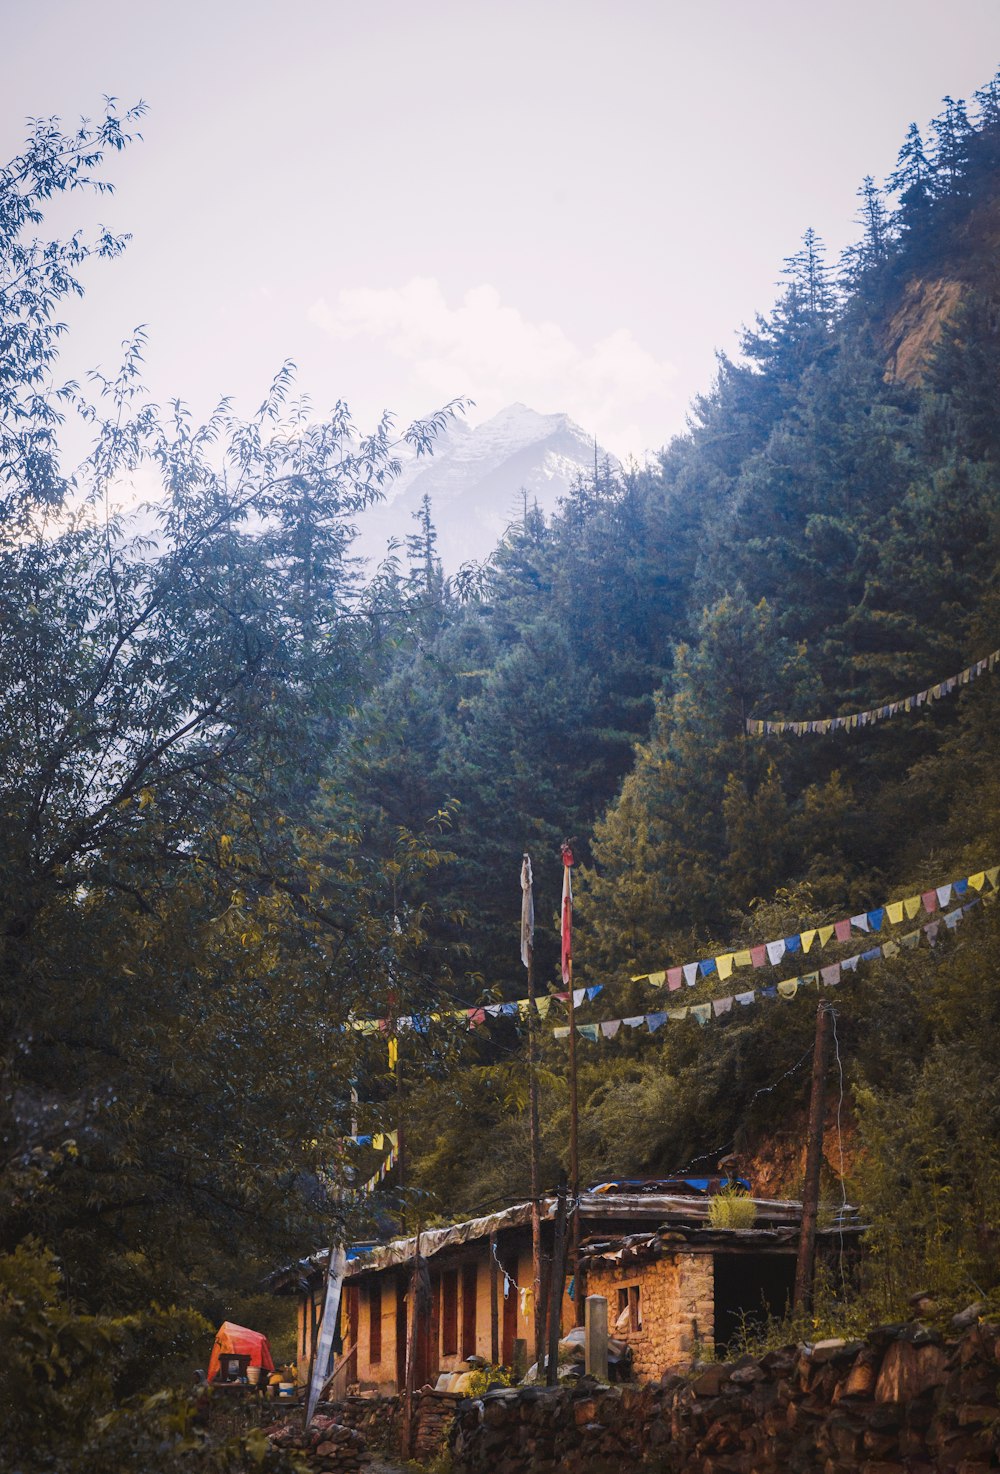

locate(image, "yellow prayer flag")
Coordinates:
903 896 921 919
777 979 799 999
969 871 986 891
667 1007 688 1021
885 901 904 925
800 929 817 954
818 925 835 947
629 974 650 983
647 970 666 987
733 949 753 968
372 1133 385 1152
882 941 900 958
517 1000 531 1017
388 1038 398 1070
716 953 734 980
536 997 551 1018
987 866 999 889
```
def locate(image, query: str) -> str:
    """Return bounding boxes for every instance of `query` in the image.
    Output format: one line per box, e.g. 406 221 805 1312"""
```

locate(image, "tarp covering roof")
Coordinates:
268 1190 863 1292
344 1198 558 1276
207 1322 275 1382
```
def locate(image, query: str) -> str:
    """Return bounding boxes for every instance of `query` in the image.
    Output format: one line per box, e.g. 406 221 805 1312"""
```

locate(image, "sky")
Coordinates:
4 0 999 461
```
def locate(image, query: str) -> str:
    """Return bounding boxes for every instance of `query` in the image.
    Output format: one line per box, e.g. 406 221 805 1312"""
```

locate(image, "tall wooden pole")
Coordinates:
489 1231 500 1365
561 844 582 1324
402 1225 421 1458
394 1031 406 1235
794 1001 833 1313
546 1173 568 1386
522 854 545 1373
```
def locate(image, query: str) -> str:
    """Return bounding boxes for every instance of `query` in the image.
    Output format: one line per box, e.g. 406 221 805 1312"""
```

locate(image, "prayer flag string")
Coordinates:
630 864 998 989
340 865 998 1036
746 648 999 737
556 893 995 1041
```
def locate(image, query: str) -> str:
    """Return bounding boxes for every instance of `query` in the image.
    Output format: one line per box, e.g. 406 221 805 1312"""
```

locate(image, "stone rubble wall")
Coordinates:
448 1319 1000 1474
263 1414 368 1473
303 1388 461 1463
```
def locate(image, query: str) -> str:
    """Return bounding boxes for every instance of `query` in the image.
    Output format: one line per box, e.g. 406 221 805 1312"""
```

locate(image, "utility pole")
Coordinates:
520 855 545 1374
794 1000 833 1313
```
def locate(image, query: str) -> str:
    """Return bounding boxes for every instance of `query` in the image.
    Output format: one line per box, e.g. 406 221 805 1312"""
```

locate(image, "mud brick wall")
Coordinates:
449 1319 1000 1474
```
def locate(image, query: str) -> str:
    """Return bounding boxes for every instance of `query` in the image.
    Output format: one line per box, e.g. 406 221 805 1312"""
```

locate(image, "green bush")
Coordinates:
708 1187 757 1229
0 1239 298 1473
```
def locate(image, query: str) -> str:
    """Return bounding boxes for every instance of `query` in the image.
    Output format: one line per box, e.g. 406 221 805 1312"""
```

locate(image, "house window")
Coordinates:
616 1284 642 1332
369 1280 382 1365
461 1263 478 1359
441 1268 459 1356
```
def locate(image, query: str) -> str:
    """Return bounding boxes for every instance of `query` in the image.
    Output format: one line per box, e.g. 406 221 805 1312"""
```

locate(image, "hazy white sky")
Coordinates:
5 1 999 459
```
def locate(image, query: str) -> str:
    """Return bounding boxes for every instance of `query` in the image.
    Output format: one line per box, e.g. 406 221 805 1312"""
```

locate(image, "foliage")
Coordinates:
0 1238 299 1473
707 1187 757 1230
7 67 1000 1414
465 1363 513 1397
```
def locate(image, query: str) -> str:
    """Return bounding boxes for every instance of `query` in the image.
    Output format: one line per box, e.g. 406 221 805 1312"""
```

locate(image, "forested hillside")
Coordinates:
3 74 1000 1465
342 78 1000 1308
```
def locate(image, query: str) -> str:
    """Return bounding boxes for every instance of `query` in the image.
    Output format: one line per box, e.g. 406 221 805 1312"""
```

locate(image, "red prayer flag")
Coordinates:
561 843 574 987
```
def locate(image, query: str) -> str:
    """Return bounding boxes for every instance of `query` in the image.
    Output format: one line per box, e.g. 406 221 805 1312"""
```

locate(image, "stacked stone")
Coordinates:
449 1319 1000 1474
317 1396 401 1456
315 1389 461 1464
264 1414 368 1472
412 1389 465 1462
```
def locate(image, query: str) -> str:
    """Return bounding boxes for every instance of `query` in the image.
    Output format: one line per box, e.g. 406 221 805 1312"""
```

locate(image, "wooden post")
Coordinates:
560 843 582 1325
489 1231 500 1365
794 1001 833 1313
402 1226 421 1458
584 1294 608 1380
394 1032 406 1236
546 1174 568 1386
522 854 545 1374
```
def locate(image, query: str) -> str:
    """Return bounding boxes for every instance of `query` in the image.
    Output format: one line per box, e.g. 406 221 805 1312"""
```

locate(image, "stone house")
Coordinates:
270 1183 862 1393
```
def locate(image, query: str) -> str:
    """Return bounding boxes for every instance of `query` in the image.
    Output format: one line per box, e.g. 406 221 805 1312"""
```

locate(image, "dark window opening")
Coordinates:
442 1268 459 1356
615 1284 641 1331
712 1253 795 1356
461 1263 478 1359
369 1281 382 1364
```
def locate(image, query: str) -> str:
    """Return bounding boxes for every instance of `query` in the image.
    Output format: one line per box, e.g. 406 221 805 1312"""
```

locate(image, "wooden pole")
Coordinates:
489 1231 500 1365
402 1225 421 1457
523 854 545 1374
393 1020 406 1235
546 1173 568 1386
794 1001 833 1313
560 843 582 1325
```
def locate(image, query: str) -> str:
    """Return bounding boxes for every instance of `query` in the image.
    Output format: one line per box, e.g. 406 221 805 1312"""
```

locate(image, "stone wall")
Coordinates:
586 1252 715 1379
313 1389 460 1463
449 1318 1000 1474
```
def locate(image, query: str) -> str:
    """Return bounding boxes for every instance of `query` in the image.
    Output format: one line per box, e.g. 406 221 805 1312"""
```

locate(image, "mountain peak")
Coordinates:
357 403 616 569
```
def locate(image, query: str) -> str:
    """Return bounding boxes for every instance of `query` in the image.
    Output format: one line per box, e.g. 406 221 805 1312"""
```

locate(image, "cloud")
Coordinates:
307 278 678 459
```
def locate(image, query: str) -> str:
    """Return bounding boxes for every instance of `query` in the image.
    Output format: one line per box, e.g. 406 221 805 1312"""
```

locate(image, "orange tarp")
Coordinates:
207 1321 276 1382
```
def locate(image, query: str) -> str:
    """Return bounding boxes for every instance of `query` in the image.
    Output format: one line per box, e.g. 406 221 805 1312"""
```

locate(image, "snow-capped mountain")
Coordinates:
356 403 618 570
